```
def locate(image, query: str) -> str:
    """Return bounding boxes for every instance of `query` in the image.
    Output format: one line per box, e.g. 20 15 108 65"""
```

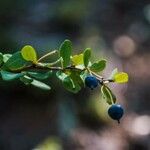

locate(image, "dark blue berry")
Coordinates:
85 75 99 90
108 104 124 123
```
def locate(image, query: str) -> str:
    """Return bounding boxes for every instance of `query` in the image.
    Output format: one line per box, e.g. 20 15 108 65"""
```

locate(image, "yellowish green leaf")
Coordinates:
114 72 129 83
71 54 83 65
21 45 37 63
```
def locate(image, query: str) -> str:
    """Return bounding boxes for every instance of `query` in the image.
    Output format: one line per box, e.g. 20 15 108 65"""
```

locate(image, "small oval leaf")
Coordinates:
3 52 31 71
114 72 129 83
59 40 72 68
1 70 24 81
83 48 91 67
20 75 51 90
71 53 83 66
27 71 52 80
31 79 51 90
62 76 81 93
21 45 37 63
90 59 106 72
101 85 116 105
56 71 81 93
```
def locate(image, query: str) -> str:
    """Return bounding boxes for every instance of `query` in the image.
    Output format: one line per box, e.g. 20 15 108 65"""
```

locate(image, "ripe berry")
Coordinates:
108 104 124 123
85 75 99 90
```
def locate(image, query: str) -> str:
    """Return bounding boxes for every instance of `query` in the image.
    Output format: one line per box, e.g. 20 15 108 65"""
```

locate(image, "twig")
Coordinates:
37 50 58 62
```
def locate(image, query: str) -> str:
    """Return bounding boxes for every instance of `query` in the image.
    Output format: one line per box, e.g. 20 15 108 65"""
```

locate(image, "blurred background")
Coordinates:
0 0 150 150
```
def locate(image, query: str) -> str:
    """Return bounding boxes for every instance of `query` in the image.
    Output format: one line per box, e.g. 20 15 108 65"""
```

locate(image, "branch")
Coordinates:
13 63 86 73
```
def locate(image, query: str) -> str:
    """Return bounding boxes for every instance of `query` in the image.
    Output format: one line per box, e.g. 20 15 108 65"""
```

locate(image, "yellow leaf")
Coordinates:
71 54 83 65
21 45 37 63
114 72 129 83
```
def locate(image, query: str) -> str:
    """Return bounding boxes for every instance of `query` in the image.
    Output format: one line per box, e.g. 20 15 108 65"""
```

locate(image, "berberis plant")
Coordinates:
0 39 128 123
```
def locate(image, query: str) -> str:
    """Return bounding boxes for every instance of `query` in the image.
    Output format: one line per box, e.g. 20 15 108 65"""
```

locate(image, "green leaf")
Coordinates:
3 54 12 63
90 59 106 72
59 40 72 68
71 53 83 66
62 76 75 92
20 75 51 90
56 71 68 81
63 76 81 93
31 79 51 90
3 52 31 71
56 71 81 93
114 72 129 83
70 71 84 88
0 53 3 65
101 85 116 105
20 75 33 85
83 48 91 67
21 45 37 63
1 70 24 81
27 71 52 80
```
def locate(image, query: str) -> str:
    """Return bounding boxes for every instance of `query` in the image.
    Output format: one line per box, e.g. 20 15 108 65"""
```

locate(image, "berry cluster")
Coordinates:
85 75 124 123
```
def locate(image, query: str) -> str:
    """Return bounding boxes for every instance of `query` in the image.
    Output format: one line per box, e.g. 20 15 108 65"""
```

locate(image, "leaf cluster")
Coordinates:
0 40 129 104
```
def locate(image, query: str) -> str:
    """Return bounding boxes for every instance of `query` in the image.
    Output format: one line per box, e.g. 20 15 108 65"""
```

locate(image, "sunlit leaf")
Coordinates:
59 40 72 68
114 72 129 83
71 53 83 65
31 79 51 90
90 59 106 72
21 45 37 63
